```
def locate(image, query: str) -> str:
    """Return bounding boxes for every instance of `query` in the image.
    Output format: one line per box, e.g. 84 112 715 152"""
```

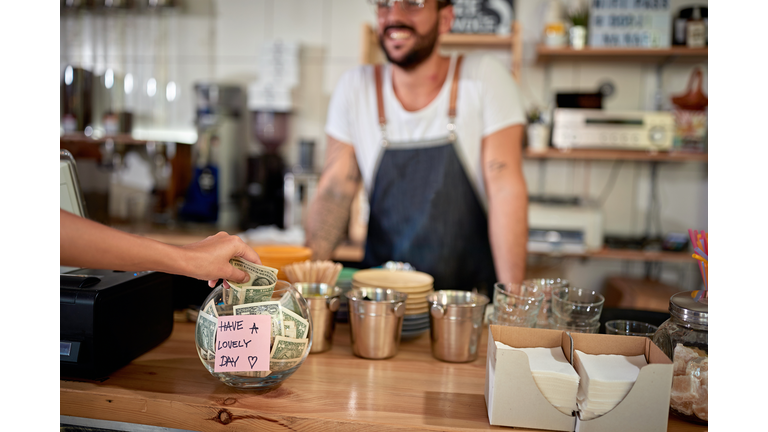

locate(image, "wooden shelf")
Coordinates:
536 45 708 64
60 132 150 146
530 247 695 263
523 148 708 162
440 32 514 46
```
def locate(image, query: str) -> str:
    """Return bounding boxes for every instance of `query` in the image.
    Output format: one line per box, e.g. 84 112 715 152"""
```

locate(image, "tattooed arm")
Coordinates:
482 124 528 284
305 135 362 260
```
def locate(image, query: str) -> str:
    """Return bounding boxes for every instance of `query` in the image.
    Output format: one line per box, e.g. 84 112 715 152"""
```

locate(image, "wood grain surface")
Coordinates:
60 322 707 432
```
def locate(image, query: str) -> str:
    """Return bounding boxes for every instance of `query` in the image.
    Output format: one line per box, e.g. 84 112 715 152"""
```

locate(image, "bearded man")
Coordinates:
306 0 528 294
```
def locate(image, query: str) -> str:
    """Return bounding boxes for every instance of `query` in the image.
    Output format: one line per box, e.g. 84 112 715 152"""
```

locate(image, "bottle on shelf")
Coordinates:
686 7 707 48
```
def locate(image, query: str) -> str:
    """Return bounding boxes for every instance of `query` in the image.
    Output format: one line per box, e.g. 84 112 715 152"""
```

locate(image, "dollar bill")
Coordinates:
284 320 297 339
231 285 276 305
269 336 308 371
229 257 278 287
198 347 210 362
228 258 279 304
203 299 218 318
228 286 243 305
270 336 307 359
279 291 301 315
232 371 258 378
196 311 218 354
234 370 271 378
282 307 310 340
232 300 284 342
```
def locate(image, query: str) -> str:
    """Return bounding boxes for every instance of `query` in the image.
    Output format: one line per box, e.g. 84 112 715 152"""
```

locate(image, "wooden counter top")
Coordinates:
60 322 706 432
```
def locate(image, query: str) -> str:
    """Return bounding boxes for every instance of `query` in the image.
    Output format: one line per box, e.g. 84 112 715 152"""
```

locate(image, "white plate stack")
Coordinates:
352 269 434 339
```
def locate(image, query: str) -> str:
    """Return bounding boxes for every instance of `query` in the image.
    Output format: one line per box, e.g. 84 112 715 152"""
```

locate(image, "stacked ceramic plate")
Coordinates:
351 269 434 339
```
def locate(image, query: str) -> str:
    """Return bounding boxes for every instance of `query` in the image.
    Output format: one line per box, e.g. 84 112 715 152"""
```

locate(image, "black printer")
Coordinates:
60 268 174 379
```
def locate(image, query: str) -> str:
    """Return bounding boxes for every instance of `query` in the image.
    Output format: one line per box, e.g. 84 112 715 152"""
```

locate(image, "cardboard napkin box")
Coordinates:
485 325 673 432
485 325 577 432
570 332 673 432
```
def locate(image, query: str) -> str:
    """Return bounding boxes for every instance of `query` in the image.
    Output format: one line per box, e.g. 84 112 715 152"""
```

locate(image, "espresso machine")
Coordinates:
179 83 246 228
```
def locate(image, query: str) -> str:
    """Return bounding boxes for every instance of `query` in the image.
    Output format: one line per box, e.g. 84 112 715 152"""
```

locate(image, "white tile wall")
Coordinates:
61 0 708 292
272 0 326 44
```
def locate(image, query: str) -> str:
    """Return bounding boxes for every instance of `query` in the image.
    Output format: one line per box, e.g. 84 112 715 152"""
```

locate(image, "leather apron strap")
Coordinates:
448 55 464 120
374 55 464 132
374 65 386 134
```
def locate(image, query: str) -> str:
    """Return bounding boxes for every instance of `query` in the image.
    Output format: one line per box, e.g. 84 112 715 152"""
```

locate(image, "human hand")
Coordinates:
179 232 263 288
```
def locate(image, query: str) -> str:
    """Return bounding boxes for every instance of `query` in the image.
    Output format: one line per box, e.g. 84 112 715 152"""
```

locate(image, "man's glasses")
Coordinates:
369 0 427 14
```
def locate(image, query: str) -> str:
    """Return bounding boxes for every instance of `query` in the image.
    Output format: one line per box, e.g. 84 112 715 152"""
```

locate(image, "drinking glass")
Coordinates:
522 278 569 329
548 317 600 334
605 320 658 338
491 282 545 328
551 286 604 327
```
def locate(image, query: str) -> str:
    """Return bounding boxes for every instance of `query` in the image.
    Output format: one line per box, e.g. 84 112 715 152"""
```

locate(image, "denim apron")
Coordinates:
362 55 497 294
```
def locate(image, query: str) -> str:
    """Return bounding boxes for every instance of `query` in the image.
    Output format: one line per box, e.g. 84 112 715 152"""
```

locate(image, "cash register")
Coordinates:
60 150 173 379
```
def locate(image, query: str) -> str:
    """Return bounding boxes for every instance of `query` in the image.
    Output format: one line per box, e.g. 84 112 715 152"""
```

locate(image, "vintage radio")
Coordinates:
552 108 674 151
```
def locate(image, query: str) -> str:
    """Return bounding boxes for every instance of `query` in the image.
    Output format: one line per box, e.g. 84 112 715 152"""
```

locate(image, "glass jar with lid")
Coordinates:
652 291 708 424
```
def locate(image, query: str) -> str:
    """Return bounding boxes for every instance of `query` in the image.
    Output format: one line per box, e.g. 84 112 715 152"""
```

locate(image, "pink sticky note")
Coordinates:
213 315 271 373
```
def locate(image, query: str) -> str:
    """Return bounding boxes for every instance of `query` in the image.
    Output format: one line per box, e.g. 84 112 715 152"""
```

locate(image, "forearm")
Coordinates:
305 187 357 260
60 209 190 275
488 185 528 284
305 135 361 260
482 124 528 284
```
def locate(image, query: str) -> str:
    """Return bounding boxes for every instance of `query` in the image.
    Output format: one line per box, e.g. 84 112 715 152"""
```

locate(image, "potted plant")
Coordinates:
526 107 550 153
567 4 589 50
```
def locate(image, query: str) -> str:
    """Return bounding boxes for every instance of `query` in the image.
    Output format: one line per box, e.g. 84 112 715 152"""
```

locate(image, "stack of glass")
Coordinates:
491 282 545 328
520 278 570 329
549 286 605 333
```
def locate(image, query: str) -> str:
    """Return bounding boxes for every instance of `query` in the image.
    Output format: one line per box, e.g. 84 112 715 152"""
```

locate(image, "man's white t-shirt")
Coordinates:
324 52 525 207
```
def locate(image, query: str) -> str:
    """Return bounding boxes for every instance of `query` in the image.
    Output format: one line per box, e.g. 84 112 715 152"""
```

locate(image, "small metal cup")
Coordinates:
428 290 490 363
345 287 408 360
294 283 342 354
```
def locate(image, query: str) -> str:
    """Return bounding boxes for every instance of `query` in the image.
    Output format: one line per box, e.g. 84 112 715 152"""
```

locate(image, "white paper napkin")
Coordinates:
574 350 647 420
496 342 580 415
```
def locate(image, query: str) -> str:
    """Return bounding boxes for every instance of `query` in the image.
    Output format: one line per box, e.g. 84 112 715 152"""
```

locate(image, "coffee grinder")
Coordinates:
243 40 299 230
243 109 290 229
